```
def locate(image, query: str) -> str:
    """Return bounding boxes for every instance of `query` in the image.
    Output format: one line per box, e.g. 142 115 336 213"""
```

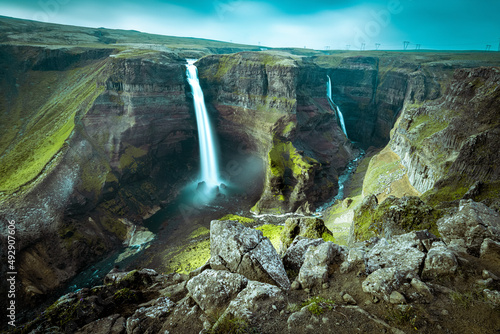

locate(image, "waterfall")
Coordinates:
326 75 348 139
186 59 220 187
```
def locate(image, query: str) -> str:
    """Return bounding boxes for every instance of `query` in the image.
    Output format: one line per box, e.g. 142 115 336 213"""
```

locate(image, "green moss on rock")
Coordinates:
164 239 211 274
119 144 148 172
353 195 442 242
0 62 107 194
219 214 255 224
189 226 210 239
255 224 284 250
268 139 317 178
279 217 334 252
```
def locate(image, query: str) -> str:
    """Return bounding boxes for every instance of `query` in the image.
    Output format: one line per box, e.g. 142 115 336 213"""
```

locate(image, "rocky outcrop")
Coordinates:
0 44 198 306
352 195 441 242
422 242 458 277
297 241 343 289
389 67 500 196
282 236 325 273
16 201 500 333
437 199 500 255
209 219 291 290
279 217 334 254
186 269 248 317
197 52 356 213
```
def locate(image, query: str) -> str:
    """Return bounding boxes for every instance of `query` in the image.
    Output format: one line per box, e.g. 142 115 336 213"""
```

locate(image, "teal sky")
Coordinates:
1 0 499 50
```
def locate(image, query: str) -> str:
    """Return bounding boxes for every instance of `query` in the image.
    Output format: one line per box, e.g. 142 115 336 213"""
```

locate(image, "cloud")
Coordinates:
0 0 499 50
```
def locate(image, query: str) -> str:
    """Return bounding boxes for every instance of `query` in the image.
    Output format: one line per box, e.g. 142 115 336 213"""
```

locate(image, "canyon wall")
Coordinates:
0 46 202 306
197 52 355 213
390 66 500 202
2 34 500 308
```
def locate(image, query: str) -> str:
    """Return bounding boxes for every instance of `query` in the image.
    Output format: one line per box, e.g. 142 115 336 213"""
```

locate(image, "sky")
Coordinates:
1 0 499 50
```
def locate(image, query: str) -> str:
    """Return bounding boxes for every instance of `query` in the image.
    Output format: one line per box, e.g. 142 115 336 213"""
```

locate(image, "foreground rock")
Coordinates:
437 199 500 255
279 217 334 254
186 269 248 317
297 242 344 289
210 219 291 290
14 202 500 334
282 236 325 273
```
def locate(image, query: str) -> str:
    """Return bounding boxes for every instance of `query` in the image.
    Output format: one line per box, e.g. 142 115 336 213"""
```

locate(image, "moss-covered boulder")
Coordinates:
278 217 334 254
352 195 442 242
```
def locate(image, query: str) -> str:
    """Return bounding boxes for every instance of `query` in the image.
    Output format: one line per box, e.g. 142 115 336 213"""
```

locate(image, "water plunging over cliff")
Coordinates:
327 75 348 139
186 59 220 188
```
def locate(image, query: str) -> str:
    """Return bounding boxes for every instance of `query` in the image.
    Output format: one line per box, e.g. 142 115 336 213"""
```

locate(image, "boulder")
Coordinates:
389 291 406 304
437 199 500 255
410 278 434 303
105 268 158 289
297 242 343 289
340 246 367 274
216 281 286 329
362 267 406 302
365 234 426 274
282 236 324 273
279 217 333 254
422 244 458 277
186 269 248 316
125 297 175 334
159 281 187 303
210 220 290 290
483 289 500 306
159 296 204 334
75 314 126 334
480 238 500 262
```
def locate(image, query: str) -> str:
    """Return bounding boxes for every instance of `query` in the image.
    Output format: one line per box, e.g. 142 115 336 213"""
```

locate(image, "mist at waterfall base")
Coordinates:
183 59 262 207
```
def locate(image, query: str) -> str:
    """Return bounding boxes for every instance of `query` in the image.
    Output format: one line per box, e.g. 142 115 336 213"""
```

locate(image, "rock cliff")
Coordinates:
197 52 355 213
0 45 201 306
389 66 500 203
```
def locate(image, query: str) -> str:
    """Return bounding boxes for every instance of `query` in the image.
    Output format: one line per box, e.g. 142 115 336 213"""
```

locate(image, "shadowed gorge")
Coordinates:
1 15 500 334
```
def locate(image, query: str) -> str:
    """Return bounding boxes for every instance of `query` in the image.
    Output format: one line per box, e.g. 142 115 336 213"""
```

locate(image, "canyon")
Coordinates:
1 15 500 333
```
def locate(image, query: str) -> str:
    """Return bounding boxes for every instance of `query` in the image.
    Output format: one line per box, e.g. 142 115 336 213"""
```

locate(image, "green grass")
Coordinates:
353 195 442 241
219 214 255 224
408 113 449 148
164 239 211 274
189 226 210 239
208 314 258 334
421 174 471 206
255 224 284 250
0 16 261 51
386 305 419 330
301 296 336 315
119 145 148 171
450 291 474 309
0 61 107 194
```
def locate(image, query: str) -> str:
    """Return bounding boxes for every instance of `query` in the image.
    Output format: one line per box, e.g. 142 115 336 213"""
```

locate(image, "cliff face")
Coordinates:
325 55 444 148
0 46 200 304
0 48 354 303
390 67 500 202
197 52 355 213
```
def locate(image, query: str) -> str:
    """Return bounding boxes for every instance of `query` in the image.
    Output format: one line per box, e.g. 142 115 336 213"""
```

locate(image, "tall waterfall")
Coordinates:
326 75 348 139
186 59 220 187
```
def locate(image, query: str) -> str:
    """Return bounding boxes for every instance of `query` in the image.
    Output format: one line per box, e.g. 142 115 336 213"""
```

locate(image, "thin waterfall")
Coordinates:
186 59 220 187
327 75 348 139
